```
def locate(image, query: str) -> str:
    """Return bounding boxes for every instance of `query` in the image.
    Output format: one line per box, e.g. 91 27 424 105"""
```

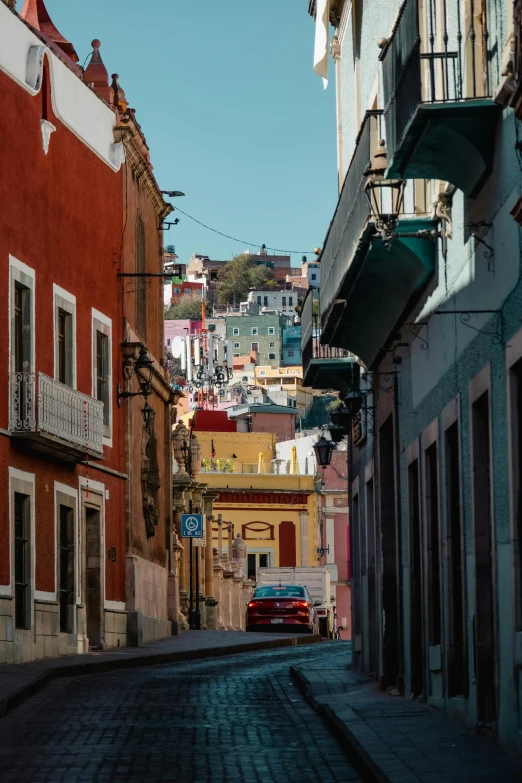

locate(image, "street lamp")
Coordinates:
313 435 336 469
365 176 406 247
161 190 185 198
117 346 156 424
342 390 363 418
141 401 154 427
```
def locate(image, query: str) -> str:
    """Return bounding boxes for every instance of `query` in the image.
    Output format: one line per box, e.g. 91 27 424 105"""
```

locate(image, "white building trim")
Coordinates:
9 255 36 374
91 308 113 448
0 4 123 172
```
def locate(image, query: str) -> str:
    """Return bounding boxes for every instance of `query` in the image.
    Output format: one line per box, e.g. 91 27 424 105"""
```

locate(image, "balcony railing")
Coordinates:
512 0 522 120
320 110 382 324
201 459 311 476
9 372 104 458
301 288 355 389
381 0 496 195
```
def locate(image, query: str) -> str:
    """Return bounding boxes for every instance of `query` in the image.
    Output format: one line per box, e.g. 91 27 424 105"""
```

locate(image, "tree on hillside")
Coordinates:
215 253 278 305
164 293 205 321
164 348 184 386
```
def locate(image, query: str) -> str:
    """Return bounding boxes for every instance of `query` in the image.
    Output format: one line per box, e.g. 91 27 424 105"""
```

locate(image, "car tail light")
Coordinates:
248 601 260 608
296 601 309 609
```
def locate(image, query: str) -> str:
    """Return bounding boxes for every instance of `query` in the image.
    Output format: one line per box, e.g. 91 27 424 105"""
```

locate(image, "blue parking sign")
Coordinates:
181 514 203 538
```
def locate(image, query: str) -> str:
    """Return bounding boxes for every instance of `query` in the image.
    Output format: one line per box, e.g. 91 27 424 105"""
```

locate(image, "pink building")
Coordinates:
164 320 201 351
318 450 351 640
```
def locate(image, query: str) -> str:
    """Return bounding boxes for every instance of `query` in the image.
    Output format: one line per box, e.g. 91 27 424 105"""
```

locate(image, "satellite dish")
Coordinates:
172 335 184 358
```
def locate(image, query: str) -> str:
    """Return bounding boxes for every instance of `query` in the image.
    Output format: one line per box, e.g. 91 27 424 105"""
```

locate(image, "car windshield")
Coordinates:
254 586 306 599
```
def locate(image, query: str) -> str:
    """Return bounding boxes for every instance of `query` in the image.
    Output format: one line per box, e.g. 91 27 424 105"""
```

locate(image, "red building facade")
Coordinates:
0 0 178 662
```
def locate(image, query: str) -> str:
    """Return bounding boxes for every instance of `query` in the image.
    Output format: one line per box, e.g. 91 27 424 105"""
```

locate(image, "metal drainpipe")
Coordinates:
393 371 405 693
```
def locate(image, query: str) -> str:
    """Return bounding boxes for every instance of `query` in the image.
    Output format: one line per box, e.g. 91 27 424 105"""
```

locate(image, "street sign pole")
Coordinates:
180 512 204 630
189 538 195 629
195 547 201 630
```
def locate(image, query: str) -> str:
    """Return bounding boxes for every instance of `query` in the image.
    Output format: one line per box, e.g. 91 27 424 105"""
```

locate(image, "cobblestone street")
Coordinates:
0 642 359 783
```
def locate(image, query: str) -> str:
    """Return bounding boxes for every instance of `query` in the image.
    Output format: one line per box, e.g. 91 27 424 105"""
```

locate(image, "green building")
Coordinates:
226 314 286 366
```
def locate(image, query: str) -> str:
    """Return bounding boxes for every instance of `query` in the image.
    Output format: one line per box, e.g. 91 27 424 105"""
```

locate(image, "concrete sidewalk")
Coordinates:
0 630 321 718
291 649 522 783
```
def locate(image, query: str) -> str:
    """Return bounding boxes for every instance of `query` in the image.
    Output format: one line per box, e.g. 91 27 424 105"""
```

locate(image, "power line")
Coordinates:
170 205 316 255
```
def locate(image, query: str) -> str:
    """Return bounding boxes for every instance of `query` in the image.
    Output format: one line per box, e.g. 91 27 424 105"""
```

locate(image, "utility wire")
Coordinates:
170 205 316 255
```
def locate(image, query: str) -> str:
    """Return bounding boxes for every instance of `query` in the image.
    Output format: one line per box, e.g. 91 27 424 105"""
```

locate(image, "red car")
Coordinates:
246 584 319 633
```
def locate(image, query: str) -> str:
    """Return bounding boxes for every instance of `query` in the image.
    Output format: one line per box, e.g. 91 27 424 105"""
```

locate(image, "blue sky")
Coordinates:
31 1 337 267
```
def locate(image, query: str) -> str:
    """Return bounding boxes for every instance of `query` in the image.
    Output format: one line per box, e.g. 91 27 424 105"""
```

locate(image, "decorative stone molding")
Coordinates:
434 182 455 241
40 118 56 155
189 434 202 480
141 413 160 537
26 45 47 92
109 142 125 169
122 342 141 380
172 421 191 478
330 34 341 61
113 126 172 219
121 341 181 404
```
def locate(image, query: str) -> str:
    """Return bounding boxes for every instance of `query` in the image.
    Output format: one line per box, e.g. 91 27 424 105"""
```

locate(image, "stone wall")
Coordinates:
211 553 253 631
0 598 83 665
104 610 127 649
125 554 169 621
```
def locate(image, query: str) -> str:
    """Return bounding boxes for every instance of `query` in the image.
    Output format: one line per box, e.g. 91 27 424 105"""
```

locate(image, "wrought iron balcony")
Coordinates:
381 0 499 197
9 372 104 462
513 0 522 121
301 288 355 390
318 108 437 368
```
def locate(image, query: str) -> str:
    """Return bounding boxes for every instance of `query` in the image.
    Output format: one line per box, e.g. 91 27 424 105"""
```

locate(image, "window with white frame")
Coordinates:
268 327 275 335
92 310 112 441
233 342 240 349
251 327 258 336
54 482 78 635
269 341 275 348
233 327 239 336
260 370 266 376
8 468 35 629
53 285 76 388
10 257 35 376
9 258 35 434
269 353 276 360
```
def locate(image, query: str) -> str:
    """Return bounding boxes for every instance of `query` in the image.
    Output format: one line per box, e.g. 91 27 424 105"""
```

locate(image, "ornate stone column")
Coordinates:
213 548 224 629
217 513 223 556
227 520 233 560
173 489 189 623
222 570 233 630
203 494 218 629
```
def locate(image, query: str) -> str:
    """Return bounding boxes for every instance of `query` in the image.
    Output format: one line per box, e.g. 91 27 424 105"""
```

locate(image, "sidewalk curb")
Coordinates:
0 634 322 719
290 665 389 783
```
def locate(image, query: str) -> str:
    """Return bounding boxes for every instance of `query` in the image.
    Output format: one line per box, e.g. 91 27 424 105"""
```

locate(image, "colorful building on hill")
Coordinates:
227 314 286 367
254 366 313 419
187 412 320 581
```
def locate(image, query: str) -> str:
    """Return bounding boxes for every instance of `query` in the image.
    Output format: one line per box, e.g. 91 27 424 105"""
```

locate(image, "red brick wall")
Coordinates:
251 412 295 442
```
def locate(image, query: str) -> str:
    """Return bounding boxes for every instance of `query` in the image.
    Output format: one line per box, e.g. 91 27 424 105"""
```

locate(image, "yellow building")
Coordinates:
196 431 319 580
254 365 313 419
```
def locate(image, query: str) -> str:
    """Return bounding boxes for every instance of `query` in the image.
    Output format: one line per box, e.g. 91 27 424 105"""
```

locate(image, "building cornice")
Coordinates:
114 126 173 219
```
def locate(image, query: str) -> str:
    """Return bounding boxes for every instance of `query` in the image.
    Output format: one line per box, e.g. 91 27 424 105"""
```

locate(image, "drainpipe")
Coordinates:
393 371 405 693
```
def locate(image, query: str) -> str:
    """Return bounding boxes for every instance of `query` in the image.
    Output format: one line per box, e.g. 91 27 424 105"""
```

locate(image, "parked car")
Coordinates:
246 584 319 633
